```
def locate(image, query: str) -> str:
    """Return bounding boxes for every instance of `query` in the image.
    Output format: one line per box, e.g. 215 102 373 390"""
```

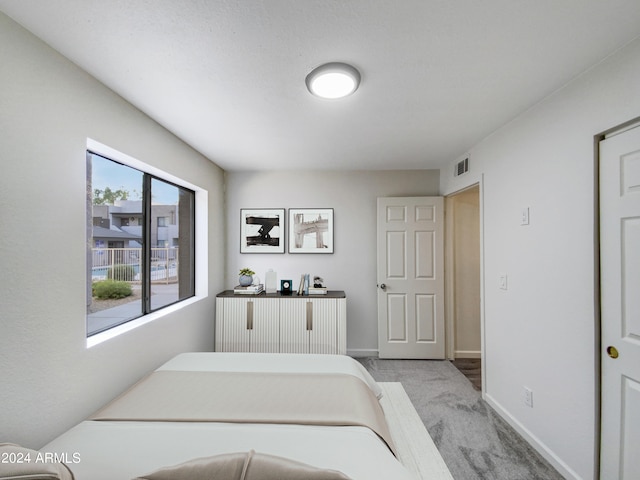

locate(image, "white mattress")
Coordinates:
41 353 414 480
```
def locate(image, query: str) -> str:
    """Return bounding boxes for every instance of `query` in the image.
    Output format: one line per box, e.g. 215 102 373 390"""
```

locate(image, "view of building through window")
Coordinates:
87 153 195 336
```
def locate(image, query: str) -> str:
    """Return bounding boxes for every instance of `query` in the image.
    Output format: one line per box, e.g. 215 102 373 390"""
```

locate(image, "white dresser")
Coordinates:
215 291 346 355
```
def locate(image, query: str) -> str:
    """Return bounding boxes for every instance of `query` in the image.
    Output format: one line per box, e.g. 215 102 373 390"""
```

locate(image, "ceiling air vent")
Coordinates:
454 157 469 177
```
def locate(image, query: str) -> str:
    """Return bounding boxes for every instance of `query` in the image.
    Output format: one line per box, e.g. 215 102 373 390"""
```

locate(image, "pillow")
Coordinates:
0 443 74 480
242 450 352 480
133 450 351 480
133 451 245 480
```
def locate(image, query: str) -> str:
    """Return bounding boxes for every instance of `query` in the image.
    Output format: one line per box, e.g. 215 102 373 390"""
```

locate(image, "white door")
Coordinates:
600 124 640 479
377 197 445 358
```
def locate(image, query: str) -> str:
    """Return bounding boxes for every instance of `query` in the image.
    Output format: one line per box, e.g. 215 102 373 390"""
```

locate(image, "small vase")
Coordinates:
239 275 253 286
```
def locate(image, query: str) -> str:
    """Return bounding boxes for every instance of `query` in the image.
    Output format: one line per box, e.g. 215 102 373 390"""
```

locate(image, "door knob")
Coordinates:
606 346 619 359
379 283 387 291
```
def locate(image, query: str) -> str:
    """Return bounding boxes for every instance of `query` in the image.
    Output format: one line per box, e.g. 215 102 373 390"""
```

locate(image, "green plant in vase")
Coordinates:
238 267 255 286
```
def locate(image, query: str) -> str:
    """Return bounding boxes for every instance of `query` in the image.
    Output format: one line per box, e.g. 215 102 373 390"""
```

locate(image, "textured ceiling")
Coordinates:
2 0 640 171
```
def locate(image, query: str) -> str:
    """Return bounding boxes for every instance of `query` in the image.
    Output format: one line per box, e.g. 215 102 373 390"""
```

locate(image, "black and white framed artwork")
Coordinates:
288 208 334 253
240 208 285 253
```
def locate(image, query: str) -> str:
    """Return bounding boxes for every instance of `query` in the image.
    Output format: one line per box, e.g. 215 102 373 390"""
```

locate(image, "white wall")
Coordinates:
225 170 439 355
440 37 640 480
0 13 225 448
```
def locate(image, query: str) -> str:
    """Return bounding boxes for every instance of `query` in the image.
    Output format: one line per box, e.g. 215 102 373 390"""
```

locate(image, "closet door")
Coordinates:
600 125 640 479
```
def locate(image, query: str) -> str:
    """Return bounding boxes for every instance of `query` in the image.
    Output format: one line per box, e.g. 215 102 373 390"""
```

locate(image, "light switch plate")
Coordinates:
499 274 508 290
521 207 530 225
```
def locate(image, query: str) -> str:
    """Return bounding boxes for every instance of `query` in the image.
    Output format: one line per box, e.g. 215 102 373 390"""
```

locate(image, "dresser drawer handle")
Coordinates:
247 301 254 330
306 302 313 330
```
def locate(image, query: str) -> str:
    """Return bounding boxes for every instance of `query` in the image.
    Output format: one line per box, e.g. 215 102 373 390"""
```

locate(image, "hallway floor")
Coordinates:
451 358 481 391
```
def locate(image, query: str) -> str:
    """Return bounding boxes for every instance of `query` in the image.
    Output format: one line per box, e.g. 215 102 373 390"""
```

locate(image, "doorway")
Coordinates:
445 185 482 387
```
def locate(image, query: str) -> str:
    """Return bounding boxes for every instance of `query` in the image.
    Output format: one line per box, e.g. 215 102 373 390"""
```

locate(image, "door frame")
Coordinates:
444 179 486 394
595 115 640 479
444 183 482 359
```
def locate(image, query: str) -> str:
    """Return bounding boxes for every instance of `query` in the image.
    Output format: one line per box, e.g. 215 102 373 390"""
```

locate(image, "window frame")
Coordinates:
86 139 208 348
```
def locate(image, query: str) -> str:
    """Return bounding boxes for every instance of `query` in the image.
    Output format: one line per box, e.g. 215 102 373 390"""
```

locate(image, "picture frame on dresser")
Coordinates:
288 208 334 253
240 208 285 253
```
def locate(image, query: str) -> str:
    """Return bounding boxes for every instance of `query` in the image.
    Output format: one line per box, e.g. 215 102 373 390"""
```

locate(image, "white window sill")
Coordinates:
86 294 205 348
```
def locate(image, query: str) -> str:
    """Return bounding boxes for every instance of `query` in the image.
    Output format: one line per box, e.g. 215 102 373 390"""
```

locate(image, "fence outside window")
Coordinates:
91 247 178 284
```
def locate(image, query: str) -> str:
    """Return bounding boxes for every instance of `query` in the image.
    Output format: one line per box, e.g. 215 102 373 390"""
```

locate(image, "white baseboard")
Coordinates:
347 348 378 357
453 350 481 359
483 393 582 480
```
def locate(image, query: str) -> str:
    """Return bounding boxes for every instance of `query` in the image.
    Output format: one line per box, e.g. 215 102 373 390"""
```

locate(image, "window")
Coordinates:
87 150 196 338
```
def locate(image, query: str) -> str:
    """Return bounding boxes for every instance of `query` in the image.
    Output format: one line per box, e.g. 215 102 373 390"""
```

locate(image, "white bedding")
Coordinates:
42 422 415 480
40 353 415 480
158 352 383 398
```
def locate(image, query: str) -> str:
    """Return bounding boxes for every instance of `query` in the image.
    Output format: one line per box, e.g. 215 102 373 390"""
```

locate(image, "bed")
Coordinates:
29 353 420 480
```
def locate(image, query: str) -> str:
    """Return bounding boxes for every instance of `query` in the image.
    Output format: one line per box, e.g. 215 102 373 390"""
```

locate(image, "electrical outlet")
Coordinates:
523 387 533 408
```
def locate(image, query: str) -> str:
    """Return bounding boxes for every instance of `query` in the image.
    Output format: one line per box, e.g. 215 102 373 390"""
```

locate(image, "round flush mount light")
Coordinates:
305 62 361 99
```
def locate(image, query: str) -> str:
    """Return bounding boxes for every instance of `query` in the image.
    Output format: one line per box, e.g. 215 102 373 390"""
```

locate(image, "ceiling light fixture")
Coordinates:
305 62 361 99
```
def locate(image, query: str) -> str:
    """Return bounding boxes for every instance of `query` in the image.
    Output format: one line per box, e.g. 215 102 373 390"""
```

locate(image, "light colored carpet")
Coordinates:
360 358 565 480
380 382 454 480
